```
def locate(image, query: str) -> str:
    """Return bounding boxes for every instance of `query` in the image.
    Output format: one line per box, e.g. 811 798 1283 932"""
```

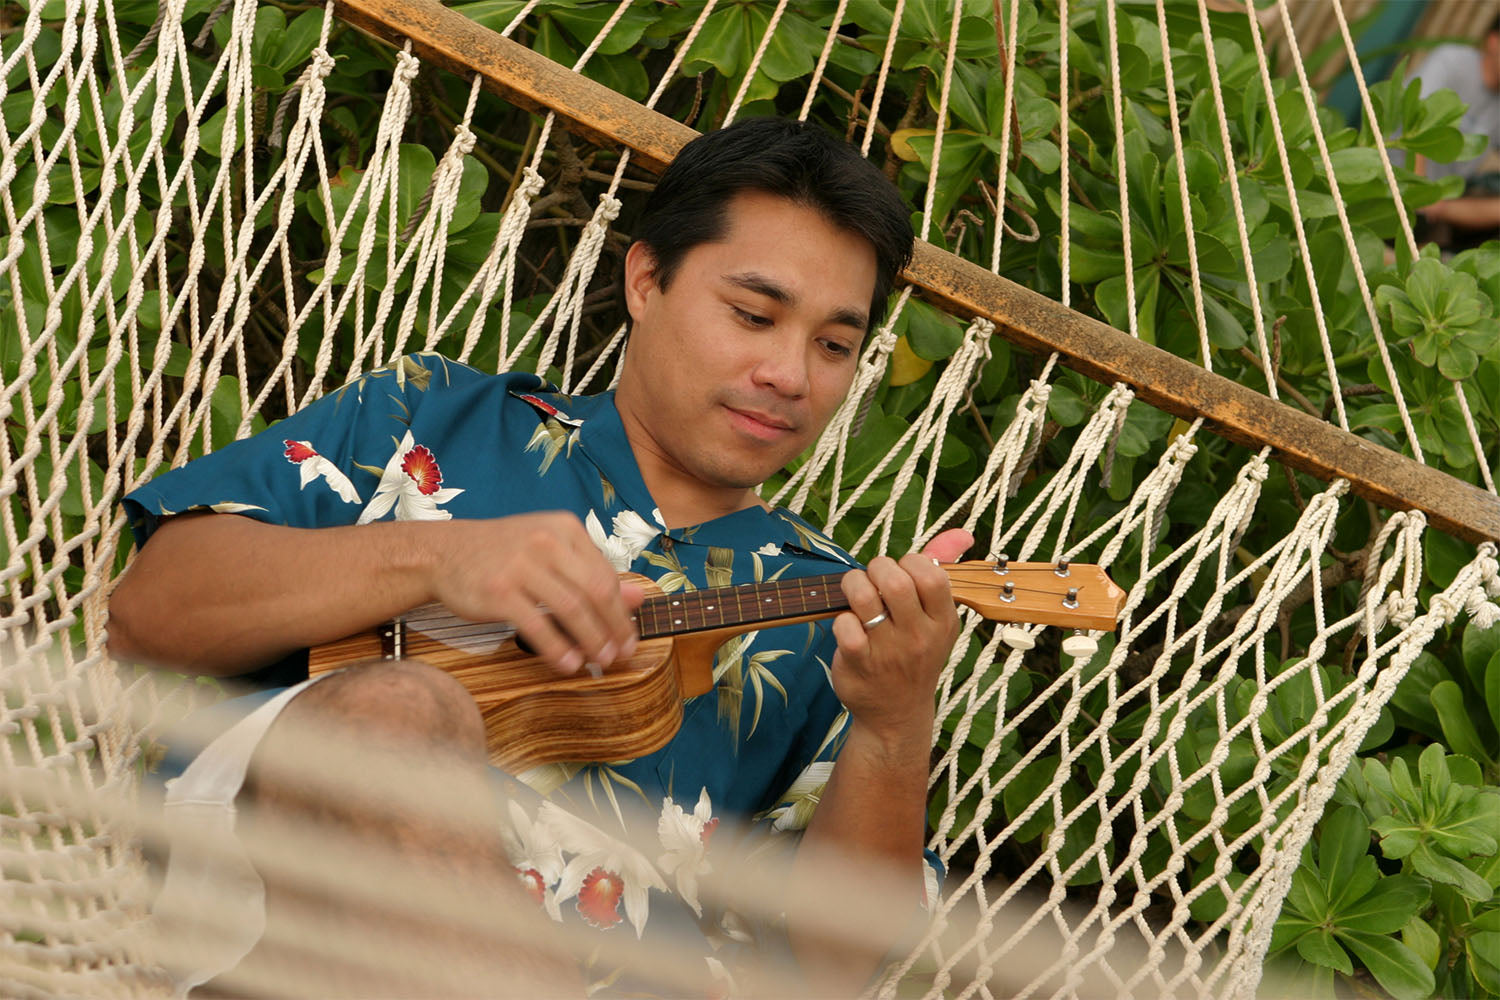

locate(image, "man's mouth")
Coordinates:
724 405 796 440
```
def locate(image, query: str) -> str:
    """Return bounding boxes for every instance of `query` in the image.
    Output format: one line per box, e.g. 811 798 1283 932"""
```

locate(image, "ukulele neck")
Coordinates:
634 574 847 639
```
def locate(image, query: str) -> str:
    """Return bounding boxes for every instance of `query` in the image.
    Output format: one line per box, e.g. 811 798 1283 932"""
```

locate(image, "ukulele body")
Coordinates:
307 574 727 771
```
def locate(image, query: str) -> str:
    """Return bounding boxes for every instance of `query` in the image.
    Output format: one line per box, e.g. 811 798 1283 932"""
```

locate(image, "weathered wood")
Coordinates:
332 0 1500 546
905 246 1500 546
333 0 696 172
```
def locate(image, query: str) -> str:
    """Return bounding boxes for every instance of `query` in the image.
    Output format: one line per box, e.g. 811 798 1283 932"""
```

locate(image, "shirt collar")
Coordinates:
511 384 855 567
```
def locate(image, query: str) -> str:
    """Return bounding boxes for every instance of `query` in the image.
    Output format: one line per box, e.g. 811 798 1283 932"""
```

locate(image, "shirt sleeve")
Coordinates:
123 360 429 549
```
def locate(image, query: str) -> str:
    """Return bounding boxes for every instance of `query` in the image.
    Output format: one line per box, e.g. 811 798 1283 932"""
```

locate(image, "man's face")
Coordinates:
617 190 878 496
1485 31 1500 93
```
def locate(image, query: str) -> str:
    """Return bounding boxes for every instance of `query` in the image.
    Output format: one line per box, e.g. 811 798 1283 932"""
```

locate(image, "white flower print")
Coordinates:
499 800 566 912
656 788 718 916
283 440 360 503
754 542 782 557
537 802 667 937
355 431 464 524
921 858 941 913
584 508 661 571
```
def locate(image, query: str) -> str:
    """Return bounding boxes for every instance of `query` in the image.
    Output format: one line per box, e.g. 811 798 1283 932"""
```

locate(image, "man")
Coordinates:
1412 16 1500 244
109 117 971 996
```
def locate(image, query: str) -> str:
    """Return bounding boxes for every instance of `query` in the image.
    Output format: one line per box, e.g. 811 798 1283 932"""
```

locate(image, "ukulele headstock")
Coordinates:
942 559 1124 631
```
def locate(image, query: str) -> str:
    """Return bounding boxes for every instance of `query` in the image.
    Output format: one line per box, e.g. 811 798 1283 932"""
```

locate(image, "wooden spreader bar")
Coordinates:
334 0 1500 546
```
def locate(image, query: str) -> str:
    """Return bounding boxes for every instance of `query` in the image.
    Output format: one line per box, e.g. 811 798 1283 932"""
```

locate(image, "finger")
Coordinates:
840 569 886 624
831 611 871 662
511 602 587 677
899 551 955 620
866 556 922 627
548 525 642 656
920 528 974 565
529 568 627 668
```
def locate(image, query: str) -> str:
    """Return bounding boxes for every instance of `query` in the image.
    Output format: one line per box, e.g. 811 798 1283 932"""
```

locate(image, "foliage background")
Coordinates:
3 0 1498 995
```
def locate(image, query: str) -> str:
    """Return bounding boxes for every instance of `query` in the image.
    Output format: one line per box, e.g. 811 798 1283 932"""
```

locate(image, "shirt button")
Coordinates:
660 536 674 551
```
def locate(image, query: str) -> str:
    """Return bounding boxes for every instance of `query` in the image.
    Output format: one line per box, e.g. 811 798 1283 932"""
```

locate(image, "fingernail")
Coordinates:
559 650 583 674
622 634 639 659
599 641 618 666
584 662 603 679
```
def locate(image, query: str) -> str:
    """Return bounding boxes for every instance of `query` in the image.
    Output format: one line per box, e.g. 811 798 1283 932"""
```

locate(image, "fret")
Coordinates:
604 571 862 643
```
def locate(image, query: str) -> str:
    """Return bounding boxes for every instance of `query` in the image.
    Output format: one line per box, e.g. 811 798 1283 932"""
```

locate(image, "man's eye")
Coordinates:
821 339 854 359
733 307 771 328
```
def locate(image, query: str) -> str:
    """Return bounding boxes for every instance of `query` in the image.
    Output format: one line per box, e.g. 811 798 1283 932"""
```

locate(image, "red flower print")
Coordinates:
576 867 624 929
284 440 317 463
400 444 443 495
515 867 546 905
700 817 719 847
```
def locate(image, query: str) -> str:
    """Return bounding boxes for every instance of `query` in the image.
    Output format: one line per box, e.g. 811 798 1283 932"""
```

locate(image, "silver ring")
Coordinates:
862 612 889 630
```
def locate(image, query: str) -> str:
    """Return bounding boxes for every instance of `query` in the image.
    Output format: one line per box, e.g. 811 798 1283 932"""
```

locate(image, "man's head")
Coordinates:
632 117 913 333
1485 16 1500 94
614 119 913 518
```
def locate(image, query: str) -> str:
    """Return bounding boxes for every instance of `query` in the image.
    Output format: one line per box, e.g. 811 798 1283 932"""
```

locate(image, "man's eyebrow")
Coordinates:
722 271 869 332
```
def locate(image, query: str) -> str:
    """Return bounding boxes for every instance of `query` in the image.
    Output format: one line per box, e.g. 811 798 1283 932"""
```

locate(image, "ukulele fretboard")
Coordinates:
633 573 849 639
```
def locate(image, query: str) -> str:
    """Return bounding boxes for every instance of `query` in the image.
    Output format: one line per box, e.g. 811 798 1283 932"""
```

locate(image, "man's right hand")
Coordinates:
424 512 643 676
107 512 641 678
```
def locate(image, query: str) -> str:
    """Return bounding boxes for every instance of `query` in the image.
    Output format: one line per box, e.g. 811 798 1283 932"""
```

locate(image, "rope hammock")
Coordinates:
3 0 1498 996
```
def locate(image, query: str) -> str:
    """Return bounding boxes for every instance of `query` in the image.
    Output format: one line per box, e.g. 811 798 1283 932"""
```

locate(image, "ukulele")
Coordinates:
308 559 1125 771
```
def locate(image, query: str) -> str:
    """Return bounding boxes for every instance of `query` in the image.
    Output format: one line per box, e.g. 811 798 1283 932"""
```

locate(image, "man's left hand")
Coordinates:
831 528 974 744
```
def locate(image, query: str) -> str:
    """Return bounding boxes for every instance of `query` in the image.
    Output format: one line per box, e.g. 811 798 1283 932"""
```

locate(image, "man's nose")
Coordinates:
751 337 811 398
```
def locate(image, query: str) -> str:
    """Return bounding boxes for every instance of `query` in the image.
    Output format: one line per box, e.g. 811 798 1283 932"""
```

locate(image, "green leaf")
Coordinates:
274 9 325 74
1411 847 1493 902
396 143 438 234
448 156 489 235
1470 931 1500 994
1319 806 1370 891
1201 292 1248 350
1401 915 1442 972
1338 929 1436 1000
1432 680 1493 764
1002 755 1061 843
682 7 746 76
1425 529 1472 590
1417 742 1451 800
1338 875 1430 936
1487 650 1500 744
1327 146 1385 186
1296 929 1352 975
1047 383 1089 428
905 299 964 361
1465 619 1500 690
1069 243 1126 284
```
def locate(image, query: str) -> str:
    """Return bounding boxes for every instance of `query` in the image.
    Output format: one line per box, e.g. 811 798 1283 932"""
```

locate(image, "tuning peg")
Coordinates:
1001 625 1035 650
993 554 1010 575
1062 632 1098 658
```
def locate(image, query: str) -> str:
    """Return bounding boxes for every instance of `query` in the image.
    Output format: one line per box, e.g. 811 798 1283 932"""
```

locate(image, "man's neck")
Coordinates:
615 408 767 530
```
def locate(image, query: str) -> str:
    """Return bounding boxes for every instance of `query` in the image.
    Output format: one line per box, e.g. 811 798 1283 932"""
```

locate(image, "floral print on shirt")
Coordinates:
123 353 942 997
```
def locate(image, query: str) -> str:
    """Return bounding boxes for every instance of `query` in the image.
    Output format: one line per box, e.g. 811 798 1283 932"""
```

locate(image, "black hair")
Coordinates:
634 117 914 332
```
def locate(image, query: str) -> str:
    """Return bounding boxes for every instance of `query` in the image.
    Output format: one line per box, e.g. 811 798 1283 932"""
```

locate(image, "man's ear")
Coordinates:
623 242 659 323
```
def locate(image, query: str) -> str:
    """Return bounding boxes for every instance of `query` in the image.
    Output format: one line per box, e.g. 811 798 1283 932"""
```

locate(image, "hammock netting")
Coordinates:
2 0 1498 996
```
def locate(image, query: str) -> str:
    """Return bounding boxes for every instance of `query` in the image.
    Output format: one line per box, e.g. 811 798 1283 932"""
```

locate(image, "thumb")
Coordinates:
920 528 974 565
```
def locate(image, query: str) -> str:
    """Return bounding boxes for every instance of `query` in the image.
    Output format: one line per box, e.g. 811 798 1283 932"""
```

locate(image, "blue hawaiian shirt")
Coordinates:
124 353 940 995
